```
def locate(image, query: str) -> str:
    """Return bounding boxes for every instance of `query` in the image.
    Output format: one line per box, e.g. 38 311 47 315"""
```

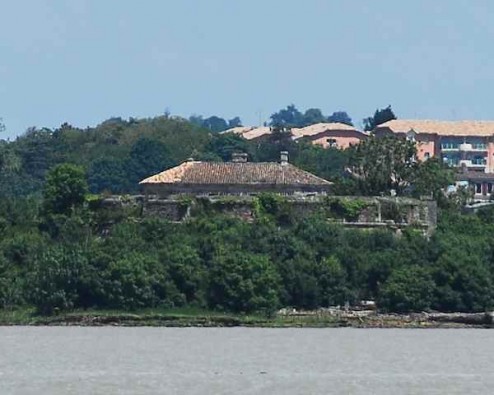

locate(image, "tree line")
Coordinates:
0 109 486 317
0 164 491 316
182 104 396 132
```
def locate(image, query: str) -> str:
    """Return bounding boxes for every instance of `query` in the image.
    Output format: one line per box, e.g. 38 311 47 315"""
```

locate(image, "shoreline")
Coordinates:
0 309 493 329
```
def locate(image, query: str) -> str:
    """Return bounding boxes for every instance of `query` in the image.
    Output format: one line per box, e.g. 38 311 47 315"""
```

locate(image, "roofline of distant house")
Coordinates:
375 119 494 137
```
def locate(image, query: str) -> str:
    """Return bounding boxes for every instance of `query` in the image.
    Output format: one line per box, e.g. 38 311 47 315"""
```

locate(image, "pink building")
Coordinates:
375 120 494 173
291 123 368 149
222 123 368 149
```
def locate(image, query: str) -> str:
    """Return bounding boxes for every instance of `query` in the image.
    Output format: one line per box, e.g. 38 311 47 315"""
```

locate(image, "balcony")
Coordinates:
459 143 487 152
459 159 487 169
459 143 472 151
441 143 459 151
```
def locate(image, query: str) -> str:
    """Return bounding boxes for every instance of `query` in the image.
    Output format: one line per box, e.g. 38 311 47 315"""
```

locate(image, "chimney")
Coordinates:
280 151 288 165
231 152 248 163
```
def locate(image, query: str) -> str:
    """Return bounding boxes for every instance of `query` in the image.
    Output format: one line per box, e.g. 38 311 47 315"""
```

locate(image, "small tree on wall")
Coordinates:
43 164 88 215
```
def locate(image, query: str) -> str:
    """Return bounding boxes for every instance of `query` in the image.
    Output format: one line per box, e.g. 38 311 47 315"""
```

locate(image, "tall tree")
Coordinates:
302 108 326 126
228 117 242 128
42 164 88 215
88 158 128 194
347 135 417 195
411 158 455 201
327 111 353 126
202 116 229 132
363 105 397 131
126 137 174 188
269 104 304 128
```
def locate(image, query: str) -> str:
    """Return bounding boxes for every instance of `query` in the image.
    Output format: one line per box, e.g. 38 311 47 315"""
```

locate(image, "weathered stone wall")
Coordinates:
101 194 437 234
142 199 190 222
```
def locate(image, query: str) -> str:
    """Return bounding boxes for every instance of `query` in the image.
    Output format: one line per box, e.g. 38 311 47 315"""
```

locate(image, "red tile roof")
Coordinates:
140 161 332 186
377 120 494 137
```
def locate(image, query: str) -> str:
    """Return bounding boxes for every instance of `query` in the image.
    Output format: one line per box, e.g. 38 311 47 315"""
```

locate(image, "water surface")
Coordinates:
1 327 492 394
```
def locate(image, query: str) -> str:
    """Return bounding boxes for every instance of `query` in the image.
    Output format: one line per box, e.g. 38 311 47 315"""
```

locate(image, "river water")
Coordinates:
1 327 493 394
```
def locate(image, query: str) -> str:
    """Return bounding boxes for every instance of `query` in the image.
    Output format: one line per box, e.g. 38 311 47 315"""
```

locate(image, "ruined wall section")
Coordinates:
101 195 437 234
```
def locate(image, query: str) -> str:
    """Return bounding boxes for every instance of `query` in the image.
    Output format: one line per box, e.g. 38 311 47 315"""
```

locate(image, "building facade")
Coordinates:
374 120 494 173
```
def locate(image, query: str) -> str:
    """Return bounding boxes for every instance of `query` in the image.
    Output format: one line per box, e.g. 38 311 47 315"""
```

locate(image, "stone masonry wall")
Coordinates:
101 195 437 234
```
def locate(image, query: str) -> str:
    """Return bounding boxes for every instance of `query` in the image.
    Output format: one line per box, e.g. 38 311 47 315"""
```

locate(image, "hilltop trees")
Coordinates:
363 105 397 131
188 114 242 132
327 111 353 126
270 105 354 128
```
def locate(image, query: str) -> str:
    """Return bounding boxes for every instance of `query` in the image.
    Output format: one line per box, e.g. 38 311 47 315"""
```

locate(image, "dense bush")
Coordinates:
0 191 492 315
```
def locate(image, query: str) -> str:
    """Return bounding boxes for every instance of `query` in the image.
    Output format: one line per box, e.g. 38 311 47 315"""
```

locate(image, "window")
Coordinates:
472 156 487 165
327 138 337 148
476 183 482 194
424 152 430 160
441 142 459 150
488 183 493 194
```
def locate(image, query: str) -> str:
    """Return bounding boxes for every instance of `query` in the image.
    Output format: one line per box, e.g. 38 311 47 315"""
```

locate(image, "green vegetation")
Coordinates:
363 105 396 131
0 180 493 318
0 112 488 321
326 197 368 221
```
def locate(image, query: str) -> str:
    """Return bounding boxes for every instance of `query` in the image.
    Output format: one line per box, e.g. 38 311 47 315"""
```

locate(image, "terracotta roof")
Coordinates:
456 171 494 181
377 120 494 137
222 123 362 141
291 122 359 139
220 126 272 140
140 161 332 186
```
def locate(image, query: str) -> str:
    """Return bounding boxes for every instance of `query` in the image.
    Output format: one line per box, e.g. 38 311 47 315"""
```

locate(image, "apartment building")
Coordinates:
374 120 494 173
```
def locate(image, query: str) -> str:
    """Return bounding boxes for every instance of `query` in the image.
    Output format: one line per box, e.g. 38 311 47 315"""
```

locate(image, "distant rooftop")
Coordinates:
291 122 360 139
221 122 362 141
220 126 272 140
376 120 494 137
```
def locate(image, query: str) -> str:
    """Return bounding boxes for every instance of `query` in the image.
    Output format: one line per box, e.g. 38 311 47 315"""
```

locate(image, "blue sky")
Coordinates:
1 0 494 138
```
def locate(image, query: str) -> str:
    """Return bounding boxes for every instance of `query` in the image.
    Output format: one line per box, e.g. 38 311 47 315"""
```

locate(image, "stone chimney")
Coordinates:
231 152 248 163
280 151 289 165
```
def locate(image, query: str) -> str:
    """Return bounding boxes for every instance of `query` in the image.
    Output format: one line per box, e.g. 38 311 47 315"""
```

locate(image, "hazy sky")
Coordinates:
1 0 494 138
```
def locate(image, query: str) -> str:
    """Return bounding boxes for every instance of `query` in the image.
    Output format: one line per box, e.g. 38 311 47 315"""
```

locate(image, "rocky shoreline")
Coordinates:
1 309 493 328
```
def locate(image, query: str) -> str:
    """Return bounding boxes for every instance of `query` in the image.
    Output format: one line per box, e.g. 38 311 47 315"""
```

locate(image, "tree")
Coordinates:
302 108 326 126
126 137 174 188
255 126 296 162
228 117 242 128
87 157 129 194
363 105 397 131
327 111 353 126
347 135 417 195
43 164 88 215
411 158 455 201
29 247 95 314
188 114 204 127
202 116 229 132
205 133 252 162
269 104 304 128
0 118 5 133
208 250 280 313
378 266 435 313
